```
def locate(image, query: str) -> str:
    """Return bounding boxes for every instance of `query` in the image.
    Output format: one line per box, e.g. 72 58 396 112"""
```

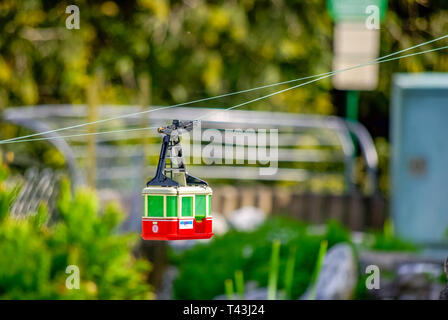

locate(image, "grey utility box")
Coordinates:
391 73 448 246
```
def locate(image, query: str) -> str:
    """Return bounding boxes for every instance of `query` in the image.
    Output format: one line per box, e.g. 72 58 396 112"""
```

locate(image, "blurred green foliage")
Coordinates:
0 0 333 112
374 136 390 195
171 217 351 299
172 215 418 299
1 0 447 195
1 1 447 195
0 0 445 116
0 159 153 299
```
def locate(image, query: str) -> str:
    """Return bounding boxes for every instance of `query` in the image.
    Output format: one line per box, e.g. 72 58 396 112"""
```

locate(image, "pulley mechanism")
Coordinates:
146 120 208 187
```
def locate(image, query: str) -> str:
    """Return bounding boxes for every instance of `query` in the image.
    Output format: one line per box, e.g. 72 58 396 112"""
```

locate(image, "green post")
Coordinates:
346 90 359 157
346 90 359 122
345 90 358 192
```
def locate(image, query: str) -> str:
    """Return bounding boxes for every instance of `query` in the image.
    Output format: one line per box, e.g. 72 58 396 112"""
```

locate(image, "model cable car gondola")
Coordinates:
142 120 213 240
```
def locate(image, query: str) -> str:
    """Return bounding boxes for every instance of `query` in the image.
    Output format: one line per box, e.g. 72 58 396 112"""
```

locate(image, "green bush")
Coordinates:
171 215 420 300
367 219 419 252
171 217 351 299
368 233 419 252
0 160 153 299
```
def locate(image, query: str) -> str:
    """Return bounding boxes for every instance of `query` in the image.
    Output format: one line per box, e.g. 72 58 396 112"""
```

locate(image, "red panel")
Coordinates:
194 217 213 233
141 218 213 240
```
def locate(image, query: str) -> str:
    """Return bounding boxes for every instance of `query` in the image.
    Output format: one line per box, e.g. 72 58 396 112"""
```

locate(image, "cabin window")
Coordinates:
147 196 164 217
195 195 206 220
208 195 212 216
166 196 177 217
181 196 193 217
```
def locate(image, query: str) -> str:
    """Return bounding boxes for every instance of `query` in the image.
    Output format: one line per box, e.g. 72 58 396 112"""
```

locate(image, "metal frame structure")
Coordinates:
2 104 378 192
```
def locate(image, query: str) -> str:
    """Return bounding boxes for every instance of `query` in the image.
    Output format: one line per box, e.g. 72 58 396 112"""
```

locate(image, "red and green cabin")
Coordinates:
141 186 213 240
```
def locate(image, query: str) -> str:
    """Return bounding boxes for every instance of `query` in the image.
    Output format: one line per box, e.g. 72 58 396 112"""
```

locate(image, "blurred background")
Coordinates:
0 0 447 300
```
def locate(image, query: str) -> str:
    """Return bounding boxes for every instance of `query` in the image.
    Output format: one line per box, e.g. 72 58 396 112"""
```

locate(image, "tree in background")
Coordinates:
0 0 447 194
0 0 339 113
0 0 446 116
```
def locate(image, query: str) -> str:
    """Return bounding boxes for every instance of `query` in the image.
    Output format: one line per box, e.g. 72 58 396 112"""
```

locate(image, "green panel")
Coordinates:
208 195 212 216
195 195 206 219
147 196 164 217
166 196 178 217
181 197 193 217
